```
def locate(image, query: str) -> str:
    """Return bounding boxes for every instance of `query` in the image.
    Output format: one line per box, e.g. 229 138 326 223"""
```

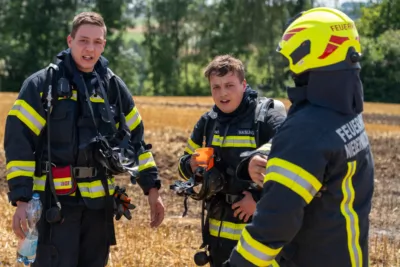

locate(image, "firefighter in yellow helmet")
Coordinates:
223 7 374 267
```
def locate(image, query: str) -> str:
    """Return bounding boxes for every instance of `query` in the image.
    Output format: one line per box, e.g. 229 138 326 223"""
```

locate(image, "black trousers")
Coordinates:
208 236 237 267
206 195 254 267
32 205 110 267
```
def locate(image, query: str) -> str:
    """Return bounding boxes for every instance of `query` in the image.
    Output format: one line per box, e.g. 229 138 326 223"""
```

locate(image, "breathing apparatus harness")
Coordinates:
37 63 140 225
170 97 274 265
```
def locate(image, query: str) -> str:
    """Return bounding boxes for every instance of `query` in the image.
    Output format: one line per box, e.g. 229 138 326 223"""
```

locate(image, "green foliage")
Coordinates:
0 0 399 103
360 30 400 102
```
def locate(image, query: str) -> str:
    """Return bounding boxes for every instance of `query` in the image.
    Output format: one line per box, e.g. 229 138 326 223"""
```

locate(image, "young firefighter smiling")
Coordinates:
4 11 165 266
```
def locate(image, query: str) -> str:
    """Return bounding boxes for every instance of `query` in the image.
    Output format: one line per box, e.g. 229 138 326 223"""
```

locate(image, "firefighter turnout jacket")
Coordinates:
4 49 160 209
178 87 286 258
228 72 375 267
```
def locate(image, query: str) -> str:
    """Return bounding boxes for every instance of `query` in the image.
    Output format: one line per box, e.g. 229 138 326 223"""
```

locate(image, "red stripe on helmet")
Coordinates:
318 43 338 59
329 35 350 45
282 27 307 41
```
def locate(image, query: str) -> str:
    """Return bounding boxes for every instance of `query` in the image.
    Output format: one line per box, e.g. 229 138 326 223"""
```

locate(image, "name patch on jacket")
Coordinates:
335 114 369 159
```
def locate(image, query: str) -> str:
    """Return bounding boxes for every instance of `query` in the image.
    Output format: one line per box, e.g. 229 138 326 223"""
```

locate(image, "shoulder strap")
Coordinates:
34 63 59 176
254 97 274 147
40 63 59 108
202 109 217 148
106 68 127 132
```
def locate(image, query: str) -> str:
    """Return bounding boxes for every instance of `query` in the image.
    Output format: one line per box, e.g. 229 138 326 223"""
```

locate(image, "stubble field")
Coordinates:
0 93 399 266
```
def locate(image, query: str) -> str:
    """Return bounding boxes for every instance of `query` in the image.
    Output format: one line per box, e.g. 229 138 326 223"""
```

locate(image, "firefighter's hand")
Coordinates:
13 201 28 239
231 191 256 223
113 186 136 220
148 188 165 228
248 154 268 187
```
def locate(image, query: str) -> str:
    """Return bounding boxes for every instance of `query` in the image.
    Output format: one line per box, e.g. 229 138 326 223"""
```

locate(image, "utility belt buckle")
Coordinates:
44 162 56 173
225 194 242 205
73 167 97 178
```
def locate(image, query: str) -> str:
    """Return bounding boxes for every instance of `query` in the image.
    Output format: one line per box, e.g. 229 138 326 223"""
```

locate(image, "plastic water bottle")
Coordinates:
16 193 42 266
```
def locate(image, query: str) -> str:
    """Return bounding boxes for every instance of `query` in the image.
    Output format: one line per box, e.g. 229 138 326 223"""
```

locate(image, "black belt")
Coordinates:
41 162 97 178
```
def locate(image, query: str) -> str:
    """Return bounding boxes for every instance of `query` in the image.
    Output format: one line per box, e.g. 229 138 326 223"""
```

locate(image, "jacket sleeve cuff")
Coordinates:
236 150 267 181
8 187 33 206
134 170 161 195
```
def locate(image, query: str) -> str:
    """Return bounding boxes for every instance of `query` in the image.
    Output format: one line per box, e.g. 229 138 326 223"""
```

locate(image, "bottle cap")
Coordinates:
32 193 40 200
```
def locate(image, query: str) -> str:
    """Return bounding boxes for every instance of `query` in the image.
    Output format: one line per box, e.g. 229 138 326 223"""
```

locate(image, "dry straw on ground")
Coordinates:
0 95 399 267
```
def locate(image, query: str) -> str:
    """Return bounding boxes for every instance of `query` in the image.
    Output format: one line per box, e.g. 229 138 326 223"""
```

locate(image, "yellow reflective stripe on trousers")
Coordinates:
341 161 362 267
6 161 36 180
236 228 282 266
257 142 272 153
33 175 46 191
8 100 46 136
209 218 246 240
212 135 256 148
138 152 156 171
77 178 115 198
184 138 201 154
264 158 322 204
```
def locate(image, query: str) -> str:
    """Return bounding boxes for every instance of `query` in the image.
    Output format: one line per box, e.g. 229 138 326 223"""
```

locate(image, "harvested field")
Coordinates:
0 95 399 267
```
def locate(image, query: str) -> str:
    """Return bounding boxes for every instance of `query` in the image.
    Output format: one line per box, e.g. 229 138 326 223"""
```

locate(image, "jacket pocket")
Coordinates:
48 101 77 164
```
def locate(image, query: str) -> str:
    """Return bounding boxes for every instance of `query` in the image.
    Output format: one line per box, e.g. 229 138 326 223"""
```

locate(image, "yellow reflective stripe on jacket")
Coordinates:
209 218 246 240
341 161 362 267
116 106 142 131
90 94 104 103
6 161 36 180
212 135 256 148
264 158 322 204
138 152 156 171
184 138 201 154
236 228 282 266
8 100 46 136
125 106 142 131
257 142 272 153
33 175 46 191
77 178 115 198
58 90 78 101
40 90 78 101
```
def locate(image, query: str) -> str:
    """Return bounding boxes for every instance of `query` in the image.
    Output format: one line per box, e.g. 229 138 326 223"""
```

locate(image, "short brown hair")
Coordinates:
71 12 107 38
204 55 245 82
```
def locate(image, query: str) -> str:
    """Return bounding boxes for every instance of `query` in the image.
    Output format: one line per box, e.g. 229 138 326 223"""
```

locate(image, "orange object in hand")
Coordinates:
194 147 215 170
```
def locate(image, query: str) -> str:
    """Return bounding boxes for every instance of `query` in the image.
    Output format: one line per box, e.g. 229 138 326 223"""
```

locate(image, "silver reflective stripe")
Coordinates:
209 223 243 236
11 105 44 132
34 180 46 187
79 185 105 194
7 166 35 175
186 142 197 153
126 111 140 128
139 155 154 166
239 235 276 262
343 162 362 267
266 165 318 196
212 136 256 147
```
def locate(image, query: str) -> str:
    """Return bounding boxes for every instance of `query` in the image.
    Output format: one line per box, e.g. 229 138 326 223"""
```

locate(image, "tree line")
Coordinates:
0 0 398 103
